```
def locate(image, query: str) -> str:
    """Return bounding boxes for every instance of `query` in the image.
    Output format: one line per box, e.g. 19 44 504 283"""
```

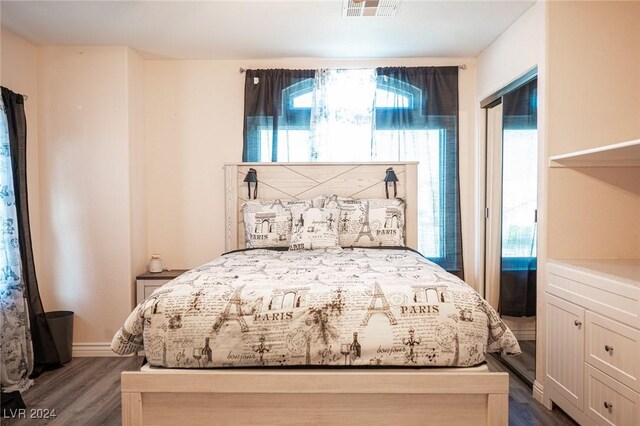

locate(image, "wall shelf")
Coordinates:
548 138 640 168
549 258 640 288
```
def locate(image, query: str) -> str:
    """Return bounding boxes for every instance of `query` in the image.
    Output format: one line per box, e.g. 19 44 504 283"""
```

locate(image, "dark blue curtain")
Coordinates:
499 78 537 317
242 69 315 162
376 67 463 277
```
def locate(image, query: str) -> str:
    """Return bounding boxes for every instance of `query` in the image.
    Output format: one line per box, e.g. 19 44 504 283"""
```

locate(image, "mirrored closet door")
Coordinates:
483 74 538 385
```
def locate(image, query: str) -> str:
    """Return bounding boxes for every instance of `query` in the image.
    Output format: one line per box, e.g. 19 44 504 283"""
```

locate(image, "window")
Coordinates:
259 79 314 162
244 67 461 274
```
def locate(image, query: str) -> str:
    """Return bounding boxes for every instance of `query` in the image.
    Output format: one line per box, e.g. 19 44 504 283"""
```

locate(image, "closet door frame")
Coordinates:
479 68 540 388
484 102 503 311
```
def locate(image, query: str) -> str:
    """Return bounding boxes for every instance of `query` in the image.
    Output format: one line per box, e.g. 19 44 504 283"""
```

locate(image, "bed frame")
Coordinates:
121 162 509 426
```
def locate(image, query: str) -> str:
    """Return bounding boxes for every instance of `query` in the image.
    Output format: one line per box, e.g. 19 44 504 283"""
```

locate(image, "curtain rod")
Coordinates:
239 64 467 74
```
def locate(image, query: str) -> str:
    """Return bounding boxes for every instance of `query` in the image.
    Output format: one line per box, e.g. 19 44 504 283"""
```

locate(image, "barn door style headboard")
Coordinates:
224 162 419 251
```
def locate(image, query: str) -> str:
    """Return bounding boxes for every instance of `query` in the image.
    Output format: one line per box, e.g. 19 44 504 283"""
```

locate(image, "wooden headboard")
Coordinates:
224 162 419 251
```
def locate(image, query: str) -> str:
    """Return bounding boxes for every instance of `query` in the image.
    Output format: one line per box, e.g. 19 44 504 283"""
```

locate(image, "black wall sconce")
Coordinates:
243 168 258 199
384 167 398 199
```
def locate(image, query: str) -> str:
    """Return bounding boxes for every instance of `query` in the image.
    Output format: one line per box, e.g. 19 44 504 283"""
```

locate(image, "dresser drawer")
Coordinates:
585 365 640 426
586 311 640 392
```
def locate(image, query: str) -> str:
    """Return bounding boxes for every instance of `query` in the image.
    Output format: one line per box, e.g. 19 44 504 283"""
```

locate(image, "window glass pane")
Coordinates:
501 129 538 258
292 91 312 109
259 128 272 162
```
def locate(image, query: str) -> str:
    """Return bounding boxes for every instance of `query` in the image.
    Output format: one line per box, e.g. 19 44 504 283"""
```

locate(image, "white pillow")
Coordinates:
242 199 311 248
289 207 340 250
324 198 405 247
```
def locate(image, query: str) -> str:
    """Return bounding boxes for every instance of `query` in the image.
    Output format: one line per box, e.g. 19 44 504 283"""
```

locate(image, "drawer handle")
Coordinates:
604 345 614 353
604 401 613 411
574 320 582 327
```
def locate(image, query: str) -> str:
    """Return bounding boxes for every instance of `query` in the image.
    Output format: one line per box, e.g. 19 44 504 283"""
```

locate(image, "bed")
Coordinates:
117 162 516 426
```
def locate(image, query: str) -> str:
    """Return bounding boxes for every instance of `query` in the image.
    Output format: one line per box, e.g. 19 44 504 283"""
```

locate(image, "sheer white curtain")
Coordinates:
310 69 377 161
310 69 445 258
371 73 443 258
372 128 441 257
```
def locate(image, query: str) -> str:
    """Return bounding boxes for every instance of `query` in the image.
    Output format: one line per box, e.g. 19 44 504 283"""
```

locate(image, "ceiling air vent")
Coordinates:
342 0 401 17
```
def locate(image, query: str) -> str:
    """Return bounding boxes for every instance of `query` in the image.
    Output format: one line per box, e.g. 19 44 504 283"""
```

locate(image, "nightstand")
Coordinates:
136 270 188 304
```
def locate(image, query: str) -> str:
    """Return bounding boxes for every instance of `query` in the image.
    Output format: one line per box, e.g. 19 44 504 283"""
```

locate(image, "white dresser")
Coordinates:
546 259 640 426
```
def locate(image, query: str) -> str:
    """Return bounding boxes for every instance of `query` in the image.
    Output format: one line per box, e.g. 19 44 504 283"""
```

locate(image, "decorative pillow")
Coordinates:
311 195 328 208
242 199 312 248
289 208 340 250
324 198 405 247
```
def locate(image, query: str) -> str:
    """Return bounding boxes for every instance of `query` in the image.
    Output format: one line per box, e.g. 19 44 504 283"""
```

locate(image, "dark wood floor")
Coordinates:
3 356 577 425
2 357 142 426
486 355 577 426
497 340 536 385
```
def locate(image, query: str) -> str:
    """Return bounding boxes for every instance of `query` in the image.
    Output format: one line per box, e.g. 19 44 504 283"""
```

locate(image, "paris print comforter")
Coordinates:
112 248 521 367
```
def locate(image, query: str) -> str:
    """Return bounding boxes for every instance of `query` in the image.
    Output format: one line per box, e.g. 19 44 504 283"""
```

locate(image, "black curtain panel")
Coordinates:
498 77 538 317
502 78 537 130
242 68 315 162
1 391 26 417
376 67 463 278
2 87 61 371
499 259 537 317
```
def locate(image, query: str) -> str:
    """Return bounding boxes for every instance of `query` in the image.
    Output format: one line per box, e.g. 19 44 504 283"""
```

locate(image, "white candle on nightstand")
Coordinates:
149 254 164 273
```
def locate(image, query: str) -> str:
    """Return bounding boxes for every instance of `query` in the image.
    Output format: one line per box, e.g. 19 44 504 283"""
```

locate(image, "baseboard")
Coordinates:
72 342 120 357
533 380 551 409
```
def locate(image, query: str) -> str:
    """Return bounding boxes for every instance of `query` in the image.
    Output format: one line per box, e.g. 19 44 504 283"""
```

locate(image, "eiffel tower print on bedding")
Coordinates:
324 197 406 247
112 248 521 368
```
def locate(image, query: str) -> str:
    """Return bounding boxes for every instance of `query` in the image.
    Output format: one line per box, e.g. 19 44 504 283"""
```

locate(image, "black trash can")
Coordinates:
45 311 74 364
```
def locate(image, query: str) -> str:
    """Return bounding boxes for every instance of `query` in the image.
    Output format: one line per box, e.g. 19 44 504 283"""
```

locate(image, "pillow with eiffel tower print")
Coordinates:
289 207 341 250
242 199 312 248
325 198 405 247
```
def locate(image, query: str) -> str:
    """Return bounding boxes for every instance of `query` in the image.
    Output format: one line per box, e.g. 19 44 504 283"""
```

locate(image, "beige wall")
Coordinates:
476 2 545 100
547 1 640 156
547 0 640 259
37 46 144 346
144 57 480 286
0 33 142 348
0 29 41 266
127 48 148 306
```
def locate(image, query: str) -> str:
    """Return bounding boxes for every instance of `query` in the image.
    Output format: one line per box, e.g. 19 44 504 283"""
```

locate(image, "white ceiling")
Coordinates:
0 0 536 60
